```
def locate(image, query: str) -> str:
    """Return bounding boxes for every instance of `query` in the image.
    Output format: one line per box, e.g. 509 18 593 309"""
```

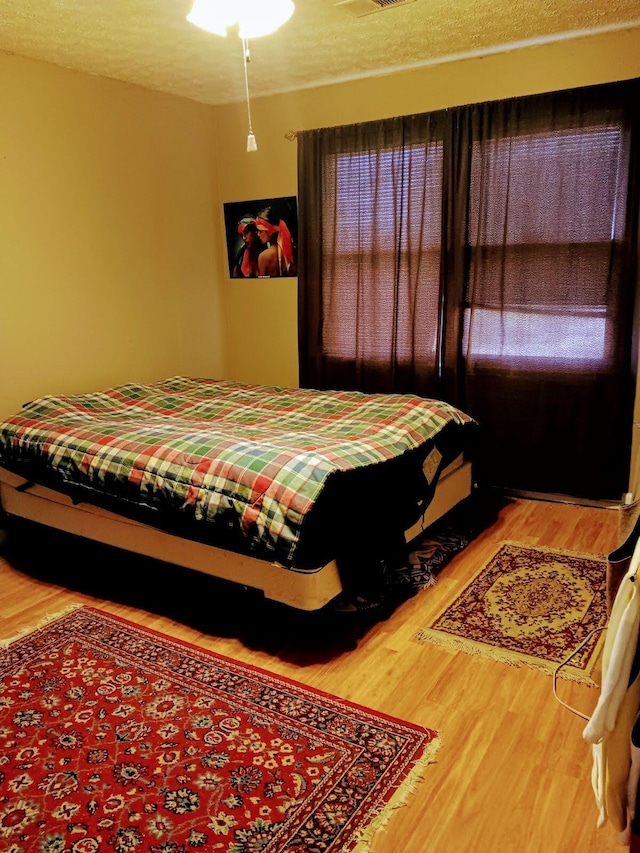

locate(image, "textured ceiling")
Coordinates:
0 0 639 106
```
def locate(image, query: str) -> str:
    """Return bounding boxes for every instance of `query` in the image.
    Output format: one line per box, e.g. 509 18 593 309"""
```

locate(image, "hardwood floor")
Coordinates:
0 496 626 852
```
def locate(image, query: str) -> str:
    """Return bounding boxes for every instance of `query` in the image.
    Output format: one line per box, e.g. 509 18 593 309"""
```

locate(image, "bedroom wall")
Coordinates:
0 53 224 419
2 29 639 489
217 26 640 389
214 25 640 491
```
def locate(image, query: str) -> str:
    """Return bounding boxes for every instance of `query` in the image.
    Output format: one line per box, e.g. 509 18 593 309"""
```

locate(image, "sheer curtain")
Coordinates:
298 79 640 501
298 112 449 398
456 88 639 498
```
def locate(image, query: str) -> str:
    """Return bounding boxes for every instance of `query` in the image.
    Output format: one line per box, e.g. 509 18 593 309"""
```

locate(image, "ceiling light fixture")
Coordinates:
187 0 295 39
186 0 295 152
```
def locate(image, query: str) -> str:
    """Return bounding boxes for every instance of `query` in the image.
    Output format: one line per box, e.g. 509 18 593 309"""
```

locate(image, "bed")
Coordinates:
0 377 476 610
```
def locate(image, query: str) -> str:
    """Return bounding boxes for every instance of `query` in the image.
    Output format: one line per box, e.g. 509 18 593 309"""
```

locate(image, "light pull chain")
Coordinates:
242 38 257 152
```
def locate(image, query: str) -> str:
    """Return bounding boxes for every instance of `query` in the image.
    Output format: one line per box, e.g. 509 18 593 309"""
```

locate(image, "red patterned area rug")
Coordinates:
0 607 439 852
414 541 608 685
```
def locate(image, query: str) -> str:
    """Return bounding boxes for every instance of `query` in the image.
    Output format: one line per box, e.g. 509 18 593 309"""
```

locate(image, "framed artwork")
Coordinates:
223 196 298 278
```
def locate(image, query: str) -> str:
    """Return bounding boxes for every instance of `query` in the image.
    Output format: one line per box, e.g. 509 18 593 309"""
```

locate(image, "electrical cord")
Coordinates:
552 626 607 721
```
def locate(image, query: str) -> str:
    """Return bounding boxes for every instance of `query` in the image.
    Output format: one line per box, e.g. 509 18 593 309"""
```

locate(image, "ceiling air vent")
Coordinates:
334 0 416 17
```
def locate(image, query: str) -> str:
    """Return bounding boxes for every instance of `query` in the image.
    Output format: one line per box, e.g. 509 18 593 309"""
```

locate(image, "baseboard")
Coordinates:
492 486 621 511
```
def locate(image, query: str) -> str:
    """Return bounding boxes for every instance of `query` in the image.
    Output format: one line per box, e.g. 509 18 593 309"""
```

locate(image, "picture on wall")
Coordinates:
223 196 298 279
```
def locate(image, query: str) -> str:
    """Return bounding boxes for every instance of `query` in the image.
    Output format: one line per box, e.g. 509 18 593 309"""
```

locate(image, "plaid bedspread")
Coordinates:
0 377 474 567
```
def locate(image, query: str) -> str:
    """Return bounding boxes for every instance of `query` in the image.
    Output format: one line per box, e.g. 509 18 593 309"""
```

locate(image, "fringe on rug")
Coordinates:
0 602 84 649
500 539 607 563
351 735 443 853
389 528 471 594
409 558 439 589
413 628 600 687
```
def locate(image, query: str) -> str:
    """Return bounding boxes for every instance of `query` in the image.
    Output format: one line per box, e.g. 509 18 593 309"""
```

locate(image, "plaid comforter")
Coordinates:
0 377 474 568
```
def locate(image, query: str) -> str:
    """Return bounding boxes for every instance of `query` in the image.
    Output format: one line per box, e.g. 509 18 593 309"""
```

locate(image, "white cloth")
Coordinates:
583 567 640 743
582 536 640 829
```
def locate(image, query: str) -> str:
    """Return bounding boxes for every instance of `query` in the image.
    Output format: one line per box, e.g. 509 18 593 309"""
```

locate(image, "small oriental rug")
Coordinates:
0 607 439 852
414 541 608 684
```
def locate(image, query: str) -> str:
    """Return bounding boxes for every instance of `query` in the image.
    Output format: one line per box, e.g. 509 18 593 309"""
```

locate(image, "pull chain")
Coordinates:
242 38 257 152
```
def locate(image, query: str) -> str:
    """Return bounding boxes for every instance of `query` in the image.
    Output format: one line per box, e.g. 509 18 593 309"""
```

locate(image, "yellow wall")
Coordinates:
3 28 640 488
216 26 640 390
0 53 225 418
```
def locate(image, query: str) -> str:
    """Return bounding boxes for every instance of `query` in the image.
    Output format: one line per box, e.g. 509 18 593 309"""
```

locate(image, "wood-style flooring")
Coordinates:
0 495 625 852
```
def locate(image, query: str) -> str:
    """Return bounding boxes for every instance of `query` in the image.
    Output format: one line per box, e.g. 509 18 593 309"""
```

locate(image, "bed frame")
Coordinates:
0 458 473 611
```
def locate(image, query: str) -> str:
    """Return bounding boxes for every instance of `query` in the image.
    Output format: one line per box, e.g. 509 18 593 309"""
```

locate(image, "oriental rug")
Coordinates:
414 541 608 684
0 607 439 852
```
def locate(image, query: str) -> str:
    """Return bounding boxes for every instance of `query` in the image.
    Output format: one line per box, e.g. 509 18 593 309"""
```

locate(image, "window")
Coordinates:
321 143 443 370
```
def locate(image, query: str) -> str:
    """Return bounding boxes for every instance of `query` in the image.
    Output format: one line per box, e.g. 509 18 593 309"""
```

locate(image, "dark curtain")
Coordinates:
298 112 450 398
298 79 640 502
